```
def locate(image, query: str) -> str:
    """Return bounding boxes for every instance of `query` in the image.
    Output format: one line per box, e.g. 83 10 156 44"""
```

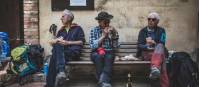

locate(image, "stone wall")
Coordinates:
39 0 198 55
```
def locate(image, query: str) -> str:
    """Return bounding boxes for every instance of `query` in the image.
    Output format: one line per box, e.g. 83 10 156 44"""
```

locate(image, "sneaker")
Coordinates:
102 82 112 87
55 72 66 87
149 67 160 79
65 66 71 81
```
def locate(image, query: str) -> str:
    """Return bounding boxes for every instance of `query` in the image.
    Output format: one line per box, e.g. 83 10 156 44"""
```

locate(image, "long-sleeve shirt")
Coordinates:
136 26 166 57
137 26 166 50
89 26 119 51
57 24 85 52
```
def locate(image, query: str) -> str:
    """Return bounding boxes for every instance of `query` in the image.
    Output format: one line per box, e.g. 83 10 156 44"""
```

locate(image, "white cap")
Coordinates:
147 12 160 20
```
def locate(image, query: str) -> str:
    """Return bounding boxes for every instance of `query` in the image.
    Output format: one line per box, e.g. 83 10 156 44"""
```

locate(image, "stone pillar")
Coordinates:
23 0 39 44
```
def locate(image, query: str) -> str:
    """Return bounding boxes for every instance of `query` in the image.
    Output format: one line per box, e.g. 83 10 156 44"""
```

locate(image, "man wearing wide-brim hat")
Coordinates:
89 11 119 87
95 11 113 20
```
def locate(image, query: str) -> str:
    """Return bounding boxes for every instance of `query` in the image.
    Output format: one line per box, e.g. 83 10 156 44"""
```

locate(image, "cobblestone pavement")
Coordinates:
6 82 45 87
6 82 149 87
6 78 150 87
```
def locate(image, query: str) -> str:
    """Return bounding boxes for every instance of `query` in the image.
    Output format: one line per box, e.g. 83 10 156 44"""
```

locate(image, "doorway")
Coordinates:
0 0 24 49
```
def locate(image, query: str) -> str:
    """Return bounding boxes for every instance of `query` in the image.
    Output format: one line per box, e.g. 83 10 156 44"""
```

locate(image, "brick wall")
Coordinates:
23 0 39 44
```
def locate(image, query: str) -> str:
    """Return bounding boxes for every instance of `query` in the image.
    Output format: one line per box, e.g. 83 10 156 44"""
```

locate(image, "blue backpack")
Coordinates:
0 32 10 58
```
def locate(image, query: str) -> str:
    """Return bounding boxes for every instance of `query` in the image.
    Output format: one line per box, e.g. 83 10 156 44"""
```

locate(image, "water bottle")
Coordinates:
0 32 9 58
42 62 48 86
0 39 2 56
0 40 9 60
1 41 8 58
44 63 48 77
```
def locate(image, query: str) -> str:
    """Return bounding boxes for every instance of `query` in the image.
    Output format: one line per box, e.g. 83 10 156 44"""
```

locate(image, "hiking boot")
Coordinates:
149 67 160 79
98 82 112 87
102 82 112 87
65 66 71 81
55 72 66 87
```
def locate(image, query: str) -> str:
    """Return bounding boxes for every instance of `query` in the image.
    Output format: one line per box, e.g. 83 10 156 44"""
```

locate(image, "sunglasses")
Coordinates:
148 18 156 21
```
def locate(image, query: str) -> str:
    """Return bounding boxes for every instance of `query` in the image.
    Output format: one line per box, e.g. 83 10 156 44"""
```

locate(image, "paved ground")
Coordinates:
6 81 149 87
6 77 150 87
3 71 151 87
2 64 151 87
7 82 45 87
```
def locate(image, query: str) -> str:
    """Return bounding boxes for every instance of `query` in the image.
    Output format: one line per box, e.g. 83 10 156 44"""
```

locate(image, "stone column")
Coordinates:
23 0 39 44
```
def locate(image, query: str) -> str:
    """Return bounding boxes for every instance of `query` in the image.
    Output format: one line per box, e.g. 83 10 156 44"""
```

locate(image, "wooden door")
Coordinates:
0 0 24 49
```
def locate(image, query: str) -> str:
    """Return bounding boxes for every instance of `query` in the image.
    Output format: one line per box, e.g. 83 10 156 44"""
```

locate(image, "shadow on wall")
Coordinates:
96 0 109 11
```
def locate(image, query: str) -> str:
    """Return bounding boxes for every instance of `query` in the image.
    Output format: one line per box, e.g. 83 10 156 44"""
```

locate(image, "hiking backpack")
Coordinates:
10 45 37 77
28 45 44 70
0 32 10 58
168 52 198 87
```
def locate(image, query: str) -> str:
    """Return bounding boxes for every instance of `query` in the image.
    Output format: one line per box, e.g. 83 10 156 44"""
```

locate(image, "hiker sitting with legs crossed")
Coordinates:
46 9 85 87
136 12 169 87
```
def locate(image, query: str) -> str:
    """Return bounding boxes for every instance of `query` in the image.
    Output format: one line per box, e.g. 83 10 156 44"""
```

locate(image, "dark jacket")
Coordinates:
46 24 85 87
136 26 166 57
57 24 85 54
